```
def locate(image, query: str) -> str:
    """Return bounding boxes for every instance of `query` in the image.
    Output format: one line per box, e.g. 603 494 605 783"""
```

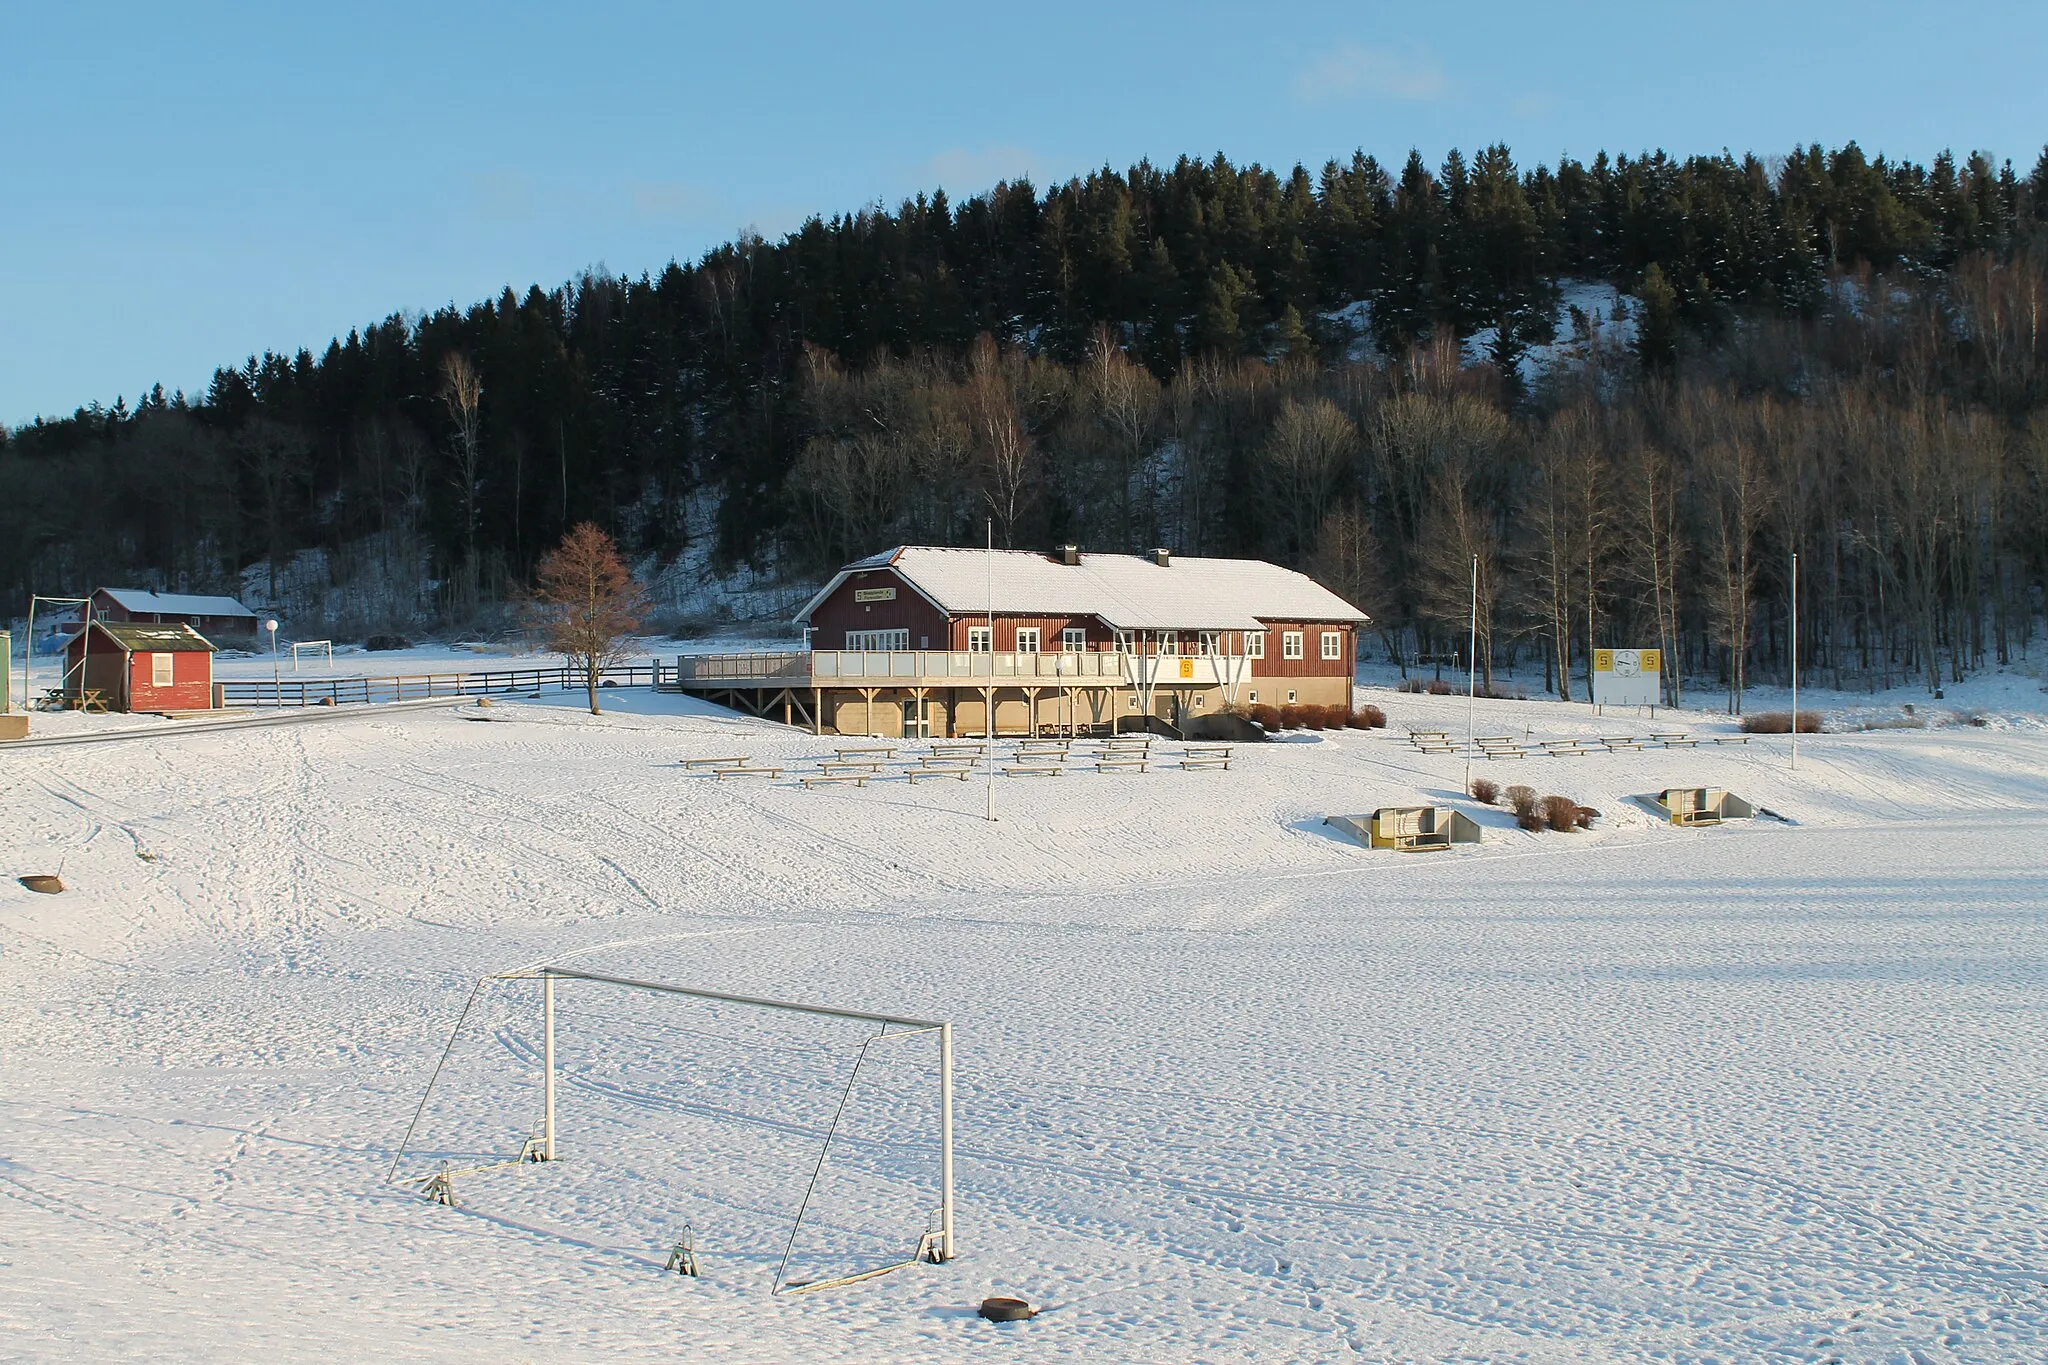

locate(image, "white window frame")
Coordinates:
1014 627 1040 654
1247 632 1265 660
845 629 909 652
1061 627 1086 653
1112 629 1132 654
1198 631 1220 656
1283 631 1304 660
1158 632 1179 656
967 626 992 653
1321 630 1342 661
149 652 174 687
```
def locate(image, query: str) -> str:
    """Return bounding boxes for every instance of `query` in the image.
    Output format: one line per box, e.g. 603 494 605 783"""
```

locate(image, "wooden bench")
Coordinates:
714 766 779 779
1706 735 1751 745
801 773 869 788
1474 735 1513 746
1185 745 1234 758
1600 737 1645 751
1408 728 1450 740
1095 759 1149 772
1180 756 1232 770
819 761 884 775
931 746 987 758
681 756 750 769
1655 736 1698 748
906 767 973 783
1001 765 1064 777
834 746 897 760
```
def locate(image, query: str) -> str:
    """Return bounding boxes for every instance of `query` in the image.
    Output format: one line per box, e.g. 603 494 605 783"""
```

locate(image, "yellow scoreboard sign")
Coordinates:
1591 648 1661 707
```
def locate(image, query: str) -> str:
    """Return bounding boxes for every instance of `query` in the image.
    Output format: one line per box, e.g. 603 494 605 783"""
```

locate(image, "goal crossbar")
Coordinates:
497 965 946 1031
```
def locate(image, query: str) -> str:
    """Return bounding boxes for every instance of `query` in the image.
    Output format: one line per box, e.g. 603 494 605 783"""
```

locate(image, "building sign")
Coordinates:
854 587 896 603
1591 648 1661 707
1178 658 1194 679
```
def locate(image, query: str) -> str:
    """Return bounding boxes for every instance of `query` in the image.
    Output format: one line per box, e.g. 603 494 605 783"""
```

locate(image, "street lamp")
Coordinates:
265 619 280 705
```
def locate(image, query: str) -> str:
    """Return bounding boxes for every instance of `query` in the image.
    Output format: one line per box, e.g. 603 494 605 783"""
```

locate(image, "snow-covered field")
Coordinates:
3 678 2046 1362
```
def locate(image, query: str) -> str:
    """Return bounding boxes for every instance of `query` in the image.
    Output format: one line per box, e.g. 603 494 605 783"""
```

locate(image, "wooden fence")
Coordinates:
215 663 655 708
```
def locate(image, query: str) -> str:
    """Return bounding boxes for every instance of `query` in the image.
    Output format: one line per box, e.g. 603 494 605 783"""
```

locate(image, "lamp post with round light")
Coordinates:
265 619 280 705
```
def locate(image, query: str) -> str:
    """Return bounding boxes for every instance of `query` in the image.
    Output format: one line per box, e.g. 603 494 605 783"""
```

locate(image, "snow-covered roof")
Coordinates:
797 547 1369 631
97 587 256 618
83 621 219 652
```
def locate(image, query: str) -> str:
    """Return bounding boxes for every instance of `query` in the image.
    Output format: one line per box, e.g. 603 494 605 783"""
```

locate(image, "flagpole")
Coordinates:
985 517 996 822
1465 554 1477 796
1790 550 1799 771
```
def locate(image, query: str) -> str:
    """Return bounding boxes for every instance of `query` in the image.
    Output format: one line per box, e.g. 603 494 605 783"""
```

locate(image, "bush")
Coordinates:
1470 776 1500 804
1426 679 1454 696
1349 704 1386 729
1400 678 1428 693
365 634 411 651
1741 710 1822 734
1247 703 1281 731
1541 794 1580 832
1278 704 1303 729
1515 808 1545 831
1300 705 1327 731
1505 784 1539 819
1574 805 1600 829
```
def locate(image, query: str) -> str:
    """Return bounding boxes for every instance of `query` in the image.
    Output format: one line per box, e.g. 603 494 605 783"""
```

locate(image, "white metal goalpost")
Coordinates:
290 639 334 671
390 965 955 1292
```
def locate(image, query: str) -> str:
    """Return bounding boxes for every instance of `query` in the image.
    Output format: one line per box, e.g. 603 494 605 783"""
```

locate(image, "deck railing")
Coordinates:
659 650 1249 689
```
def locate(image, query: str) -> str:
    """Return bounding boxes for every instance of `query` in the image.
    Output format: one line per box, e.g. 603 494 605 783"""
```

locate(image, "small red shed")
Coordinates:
63 621 218 712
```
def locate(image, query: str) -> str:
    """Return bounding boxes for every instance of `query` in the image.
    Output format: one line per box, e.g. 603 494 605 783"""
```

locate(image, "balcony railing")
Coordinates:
661 650 1249 689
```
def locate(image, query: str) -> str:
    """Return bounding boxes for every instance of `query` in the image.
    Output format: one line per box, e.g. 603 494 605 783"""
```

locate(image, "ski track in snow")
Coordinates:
2 679 2047 1362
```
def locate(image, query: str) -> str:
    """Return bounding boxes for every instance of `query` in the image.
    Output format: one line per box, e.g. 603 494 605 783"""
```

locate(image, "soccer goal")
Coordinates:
389 965 955 1292
290 639 333 671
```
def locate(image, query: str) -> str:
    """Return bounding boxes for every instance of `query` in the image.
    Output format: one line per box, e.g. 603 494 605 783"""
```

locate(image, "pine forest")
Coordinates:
6 141 2048 705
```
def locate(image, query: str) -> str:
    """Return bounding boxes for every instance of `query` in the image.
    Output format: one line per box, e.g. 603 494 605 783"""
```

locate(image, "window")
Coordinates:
968 626 992 653
1287 689 1298 703
845 629 909 651
1198 631 1220 656
1014 627 1040 654
1321 630 1342 660
1113 629 1132 654
1062 627 1086 653
150 652 173 687
1248 690 1259 702
1247 632 1265 660
1193 694 1205 708
1158 632 1179 656
1283 631 1304 660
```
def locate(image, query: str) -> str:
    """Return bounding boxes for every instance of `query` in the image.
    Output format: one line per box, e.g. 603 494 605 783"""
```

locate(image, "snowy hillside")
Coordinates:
2 680 2046 1360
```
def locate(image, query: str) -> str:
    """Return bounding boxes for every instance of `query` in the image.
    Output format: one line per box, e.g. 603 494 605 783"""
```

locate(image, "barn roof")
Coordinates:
79 622 220 653
96 587 256 618
796 547 1369 631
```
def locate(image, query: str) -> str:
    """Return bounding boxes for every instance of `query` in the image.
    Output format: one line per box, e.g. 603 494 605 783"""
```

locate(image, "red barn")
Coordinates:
63 622 219 713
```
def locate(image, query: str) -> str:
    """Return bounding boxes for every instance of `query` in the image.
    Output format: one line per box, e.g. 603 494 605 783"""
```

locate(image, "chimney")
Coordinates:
1148 547 1172 567
1056 544 1080 566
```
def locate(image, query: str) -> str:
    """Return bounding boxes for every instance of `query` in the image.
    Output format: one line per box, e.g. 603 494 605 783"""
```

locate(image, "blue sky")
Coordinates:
4 1 2044 425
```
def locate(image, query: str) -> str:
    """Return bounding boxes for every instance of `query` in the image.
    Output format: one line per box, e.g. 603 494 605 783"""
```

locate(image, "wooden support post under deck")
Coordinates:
812 687 822 736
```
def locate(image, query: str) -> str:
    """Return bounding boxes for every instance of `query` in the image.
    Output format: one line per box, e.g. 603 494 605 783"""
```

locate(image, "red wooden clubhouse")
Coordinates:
660 545 1369 736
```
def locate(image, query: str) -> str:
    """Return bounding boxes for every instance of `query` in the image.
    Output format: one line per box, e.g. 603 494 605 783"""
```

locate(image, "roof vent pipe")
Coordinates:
1149 548 1172 567
1057 544 1080 566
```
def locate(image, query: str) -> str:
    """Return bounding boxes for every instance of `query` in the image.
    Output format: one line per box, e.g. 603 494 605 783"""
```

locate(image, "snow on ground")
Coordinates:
3 678 2047 1362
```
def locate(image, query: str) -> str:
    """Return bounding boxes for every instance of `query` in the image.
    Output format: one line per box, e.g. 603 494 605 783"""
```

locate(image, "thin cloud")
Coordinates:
630 181 718 220
920 145 1049 193
1295 44 1447 102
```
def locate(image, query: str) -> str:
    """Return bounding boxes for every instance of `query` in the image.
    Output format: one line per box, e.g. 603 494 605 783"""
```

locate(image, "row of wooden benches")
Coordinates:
679 745 1233 786
1406 730 1750 758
